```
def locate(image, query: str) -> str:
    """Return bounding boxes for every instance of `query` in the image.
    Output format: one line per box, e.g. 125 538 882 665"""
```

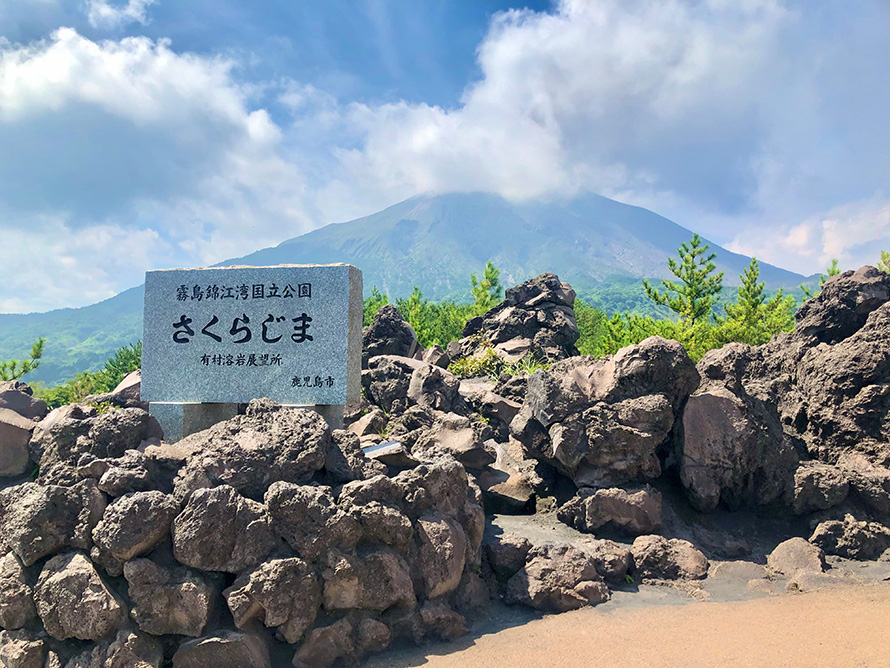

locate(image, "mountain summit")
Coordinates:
226 192 804 298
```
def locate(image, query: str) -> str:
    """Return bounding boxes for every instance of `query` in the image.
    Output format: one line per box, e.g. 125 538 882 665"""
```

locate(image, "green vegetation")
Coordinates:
394 287 473 348
448 347 551 380
470 261 503 316
593 250 799 361
32 341 142 409
878 251 889 273
0 337 45 381
362 287 390 327
361 244 812 371
575 299 606 356
643 233 724 326
716 259 795 346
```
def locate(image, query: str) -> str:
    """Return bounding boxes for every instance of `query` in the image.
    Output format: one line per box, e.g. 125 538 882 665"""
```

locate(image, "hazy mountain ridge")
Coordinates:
227 192 805 298
0 192 812 385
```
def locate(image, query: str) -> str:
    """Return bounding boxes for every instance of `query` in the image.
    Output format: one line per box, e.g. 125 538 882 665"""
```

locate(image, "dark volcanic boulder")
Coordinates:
124 558 216 637
788 461 849 515
505 543 610 612
224 557 321 643
0 380 48 421
0 480 105 566
452 273 580 364
172 399 329 500
29 404 159 478
795 266 890 345
412 412 494 470
675 267 890 514
631 535 709 580
680 344 799 512
83 370 146 410
172 485 277 573
362 304 420 368
513 336 699 487
766 537 826 576
324 430 387 484
557 486 662 536
0 408 37 478
90 491 180 576
66 628 162 668
0 552 37 630
809 514 890 560
0 629 46 668
265 482 361 562
362 355 463 416
173 630 270 668
34 552 126 641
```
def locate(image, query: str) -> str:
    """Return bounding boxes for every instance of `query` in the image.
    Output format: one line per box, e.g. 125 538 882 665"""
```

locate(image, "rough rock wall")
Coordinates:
0 399 485 667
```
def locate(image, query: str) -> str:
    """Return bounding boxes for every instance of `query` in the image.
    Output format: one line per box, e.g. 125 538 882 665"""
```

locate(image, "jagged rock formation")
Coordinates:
677 266 890 518
448 273 580 364
362 304 421 368
0 398 486 666
510 336 699 488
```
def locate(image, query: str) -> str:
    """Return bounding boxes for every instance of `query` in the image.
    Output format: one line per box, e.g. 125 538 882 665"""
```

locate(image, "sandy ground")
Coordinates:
365 582 890 668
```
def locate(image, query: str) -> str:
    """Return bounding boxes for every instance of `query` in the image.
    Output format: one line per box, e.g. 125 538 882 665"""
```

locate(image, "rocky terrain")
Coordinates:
0 266 889 667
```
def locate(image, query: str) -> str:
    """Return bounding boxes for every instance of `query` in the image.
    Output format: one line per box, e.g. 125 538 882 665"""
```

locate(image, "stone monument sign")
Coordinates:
142 264 362 436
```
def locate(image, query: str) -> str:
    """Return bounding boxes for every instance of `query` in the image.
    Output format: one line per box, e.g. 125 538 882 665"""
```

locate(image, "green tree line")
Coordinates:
4 247 886 398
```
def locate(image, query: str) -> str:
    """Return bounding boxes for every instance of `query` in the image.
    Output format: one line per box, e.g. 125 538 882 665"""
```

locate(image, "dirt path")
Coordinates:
365 582 890 668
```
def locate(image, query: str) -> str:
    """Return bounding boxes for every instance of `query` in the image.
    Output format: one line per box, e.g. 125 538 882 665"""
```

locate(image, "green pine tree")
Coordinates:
0 338 45 381
470 261 503 316
643 233 724 325
362 286 390 326
718 258 795 345
877 251 889 273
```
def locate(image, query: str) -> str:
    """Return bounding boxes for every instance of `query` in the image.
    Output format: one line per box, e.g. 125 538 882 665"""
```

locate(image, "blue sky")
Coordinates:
0 0 888 312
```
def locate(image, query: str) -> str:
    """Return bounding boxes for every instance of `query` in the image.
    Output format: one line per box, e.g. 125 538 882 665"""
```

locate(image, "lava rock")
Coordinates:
172 485 277 573
558 486 662 536
0 381 48 421
91 491 180 576
631 535 709 580
66 627 162 668
34 552 126 641
172 399 330 501
506 543 610 612
0 552 37 629
767 537 827 576
0 480 105 566
362 304 421 368
29 404 157 476
0 408 37 478
173 630 270 668
124 558 216 637
788 462 849 515
809 515 890 560
265 482 360 562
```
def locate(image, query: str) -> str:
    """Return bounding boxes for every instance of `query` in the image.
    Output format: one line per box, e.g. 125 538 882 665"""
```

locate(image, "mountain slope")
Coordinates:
0 192 811 385
226 192 804 298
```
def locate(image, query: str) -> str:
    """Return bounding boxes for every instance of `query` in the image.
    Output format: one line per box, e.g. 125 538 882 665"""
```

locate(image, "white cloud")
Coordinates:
308 0 890 254
0 28 315 312
0 213 166 313
727 196 890 275
85 0 157 30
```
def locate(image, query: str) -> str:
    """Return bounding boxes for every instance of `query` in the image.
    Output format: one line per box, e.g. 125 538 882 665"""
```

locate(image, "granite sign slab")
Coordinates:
141 264 362 405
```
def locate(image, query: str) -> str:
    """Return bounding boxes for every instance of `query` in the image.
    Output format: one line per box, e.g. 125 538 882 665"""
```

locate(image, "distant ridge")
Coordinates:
0 192 810 385
225 192 805 299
